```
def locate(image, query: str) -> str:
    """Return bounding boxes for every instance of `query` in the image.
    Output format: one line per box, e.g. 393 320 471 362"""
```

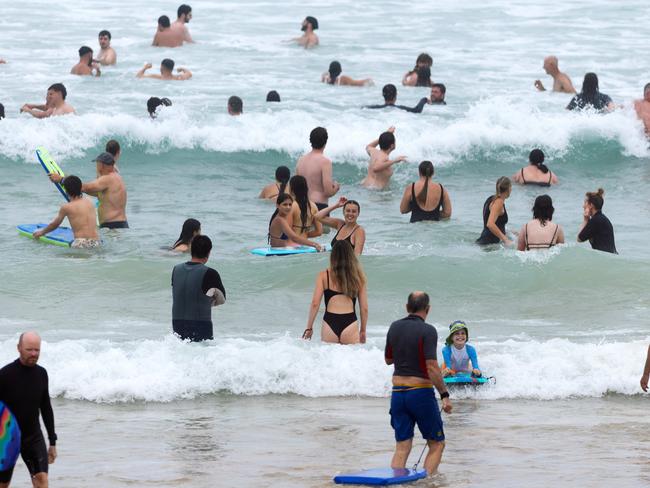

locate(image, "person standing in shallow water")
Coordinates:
577 188 617 254
512 149 558 186
476 177 513 246
399 160 451 222
517 195 565 251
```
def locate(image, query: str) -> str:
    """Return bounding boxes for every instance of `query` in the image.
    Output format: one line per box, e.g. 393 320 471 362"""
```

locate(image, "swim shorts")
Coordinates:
71 238 101 249
99 220 129 229
390 387 444 442
0 433 49 483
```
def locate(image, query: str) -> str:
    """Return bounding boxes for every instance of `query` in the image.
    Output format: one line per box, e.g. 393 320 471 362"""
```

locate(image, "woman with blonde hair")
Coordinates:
476 176 513 246
303 241 368 344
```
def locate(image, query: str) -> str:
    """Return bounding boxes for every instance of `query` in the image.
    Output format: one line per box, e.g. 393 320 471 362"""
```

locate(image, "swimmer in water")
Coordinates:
476 176 513 246
361 127 407 189
171 4 194 43
429 83 446 105
96 30 116 65
534 56 576 94
512 149 558 186
289 175 322 238
71 46 100 76
105 139 121 169
227 96 243 115
577 188 617 254
566 73 614 112
314 197 366 255
321 61 373 87
147 97 172 118
137 59 192 80
293 16 319 48
402 53 433 86
633 83 650 135
171 218 200 252
152 15 184 47
399 161 451 222
517 195 565 251
0 103 5 119
303 240 368 344
268 193 322 250
21 83 75 118
259 166 290 200
32 175 101 249
266 90 281 102
365 84 428 113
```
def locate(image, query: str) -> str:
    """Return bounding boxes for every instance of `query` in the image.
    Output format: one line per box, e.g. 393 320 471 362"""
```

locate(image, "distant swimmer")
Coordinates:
259 165 290 200
33 175 101 249
399 161 451 222
227 96 243 115
361 126 407 190
641 345 650 392
266 90 281 102
0 332 58 487
0 58 5 64
147 96 172 118
294 16 319 48
314 197 366 255
71 46 100 76
295 127 340 210
534 56 576 94
321 61 373 87
402 53 433 87
0 103 4 119
384 291 452 476
96 30 116 65
20 83 75 118
303 240 368 344
366 84 428 113
633 83 650 135
171 4 193 43
289 175 322 238
50 152 128 229
512 149 558 186
152 15 184 47
429 83 446 105
476 176 513 246
566 73 614 112
105 139 121 167
517 195 565 251
171 218 201 252
171 235 226 342
577 188 617 254
136 59 192 80
267 193 323 250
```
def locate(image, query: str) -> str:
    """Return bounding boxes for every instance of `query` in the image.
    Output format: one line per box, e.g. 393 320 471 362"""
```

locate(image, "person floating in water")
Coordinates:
147 97 172 118
152 15 184 47
365 84 428 113
566 73 614 112
512 149 558 186
361 126 407 189
476 176 513 246
71 46 100 76
400 161 451 223
294 16 319 48
171 4 194 43
136 59 192 80
441 321 481 378
96 30 116 65
227 96 243 115
534 56 576 94
267 193 322 250
577 188 617 254
33 175 101 249
21 83 75 118
321 61 373 87
517 195 565 251
633 83 650 135
259 166 290 200
402 53 433 86
171 218 201 252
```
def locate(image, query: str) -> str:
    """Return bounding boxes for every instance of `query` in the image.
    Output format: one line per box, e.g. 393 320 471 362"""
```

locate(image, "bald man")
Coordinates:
534 56 576 94
0 332 57 488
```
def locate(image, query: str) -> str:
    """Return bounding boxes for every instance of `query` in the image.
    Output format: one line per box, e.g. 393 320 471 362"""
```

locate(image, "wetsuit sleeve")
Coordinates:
467 345 480 369
365 104 385 109
441 345 451 369
202 268 226 298
423 325 438 360
566 96 578 110
409 98 429 114
578 218 595 242
40 370 57 446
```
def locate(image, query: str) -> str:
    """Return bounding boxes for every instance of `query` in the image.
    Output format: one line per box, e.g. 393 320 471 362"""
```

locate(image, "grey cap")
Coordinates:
93 152 115 165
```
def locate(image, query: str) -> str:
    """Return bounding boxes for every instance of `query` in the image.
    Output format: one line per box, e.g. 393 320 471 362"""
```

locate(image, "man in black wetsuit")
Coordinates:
366 84 428 113
172 235 226 341
0 332 57 488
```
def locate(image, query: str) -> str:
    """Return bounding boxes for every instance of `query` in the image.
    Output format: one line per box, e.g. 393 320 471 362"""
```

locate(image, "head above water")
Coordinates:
582 72 599 98
147 97 172 118
543 56 559 75
310 126 328 149
415 53 433 68
430 83 446 101
266 90 281 102
382 83 397 103
48 83 67 100
406 291 430 314
99 30 112 41
416 161 435 206
18 331 41 367
415 66 432 87
328 61 342 84
62 175 82 198
228 95 243 115
275 165 290 194
78 46 93 61
303 16 318 31
532 194 554 224
585 188 605 211
105 139 121 159
276 192 293 207
174 218 201 248
495 176 512 197
161 58 175 73
529 148 549 173
190 234 212 259
177 4 192 20
378 131 395 151
445 320 469 346
343 199 360 214
158 15 171 29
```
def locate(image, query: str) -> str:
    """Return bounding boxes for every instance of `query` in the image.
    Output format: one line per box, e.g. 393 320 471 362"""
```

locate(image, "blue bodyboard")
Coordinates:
0 401 22 471
17 223 74 247
250 245 330 256
444 373 490 386
333 468 426 485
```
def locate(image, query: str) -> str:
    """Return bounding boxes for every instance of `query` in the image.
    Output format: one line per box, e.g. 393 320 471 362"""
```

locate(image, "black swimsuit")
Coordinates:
476 195 508 245
331 225 358 248
323 270 358 339
520 168 552 187
409 182 444 223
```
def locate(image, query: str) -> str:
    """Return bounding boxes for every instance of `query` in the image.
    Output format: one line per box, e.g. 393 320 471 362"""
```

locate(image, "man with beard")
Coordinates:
96 30 116 65
171 4 194 43
294 16 319 48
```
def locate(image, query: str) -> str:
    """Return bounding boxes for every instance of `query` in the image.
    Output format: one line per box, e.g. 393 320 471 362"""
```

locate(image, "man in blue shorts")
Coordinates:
384 291 452 475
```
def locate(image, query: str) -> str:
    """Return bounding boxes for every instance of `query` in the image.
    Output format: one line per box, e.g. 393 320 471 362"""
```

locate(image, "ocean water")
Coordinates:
1 0 649 486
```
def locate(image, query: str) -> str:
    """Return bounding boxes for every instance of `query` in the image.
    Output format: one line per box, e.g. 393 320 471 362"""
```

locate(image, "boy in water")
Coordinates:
33 175 101 248
441 321 481 377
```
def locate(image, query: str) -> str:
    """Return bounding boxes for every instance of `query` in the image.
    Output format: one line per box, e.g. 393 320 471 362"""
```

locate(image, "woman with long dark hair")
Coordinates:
259 166 290 199
517 195 565 251
321 61 373 86
171 218 201 252
567 73 614 112
268 193 322 250
512 149 558 186
289 175 322 238
400 160 452 222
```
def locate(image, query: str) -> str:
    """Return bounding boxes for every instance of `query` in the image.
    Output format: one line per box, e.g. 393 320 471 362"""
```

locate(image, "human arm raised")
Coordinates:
176 67 192 80
314 197 346 228
136 63 153 78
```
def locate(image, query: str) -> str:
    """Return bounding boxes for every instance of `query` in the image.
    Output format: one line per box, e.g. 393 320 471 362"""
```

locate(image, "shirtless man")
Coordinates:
295 127 340 210
20 83 75 118
136 59 192 80
633 83 650 135
50 152 128 229
361 127 407 189
171 4 193 43
294 16 319 48
96 30 116 65
71 46 100 76
33 175 100 248
153 15 184 47
534 56 576 94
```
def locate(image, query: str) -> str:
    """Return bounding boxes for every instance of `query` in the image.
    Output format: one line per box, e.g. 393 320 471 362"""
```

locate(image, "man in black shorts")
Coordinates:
0 332 57 488
385 292 451 475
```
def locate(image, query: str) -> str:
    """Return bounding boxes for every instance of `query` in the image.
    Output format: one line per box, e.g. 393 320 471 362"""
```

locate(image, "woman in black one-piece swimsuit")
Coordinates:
476 176 513 246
